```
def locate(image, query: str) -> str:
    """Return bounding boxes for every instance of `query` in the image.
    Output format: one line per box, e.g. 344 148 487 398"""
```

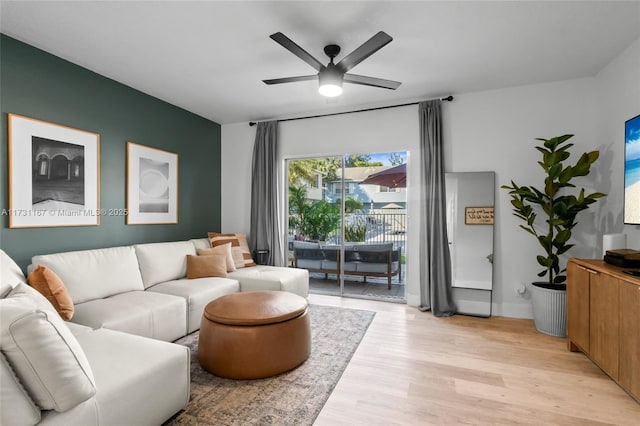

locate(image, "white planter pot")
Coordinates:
530 282 566 337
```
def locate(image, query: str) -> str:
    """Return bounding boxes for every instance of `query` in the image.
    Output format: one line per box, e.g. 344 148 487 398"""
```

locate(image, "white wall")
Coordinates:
595 37 640 249
446 78 599 317
221 36 640 317
221 122 255 234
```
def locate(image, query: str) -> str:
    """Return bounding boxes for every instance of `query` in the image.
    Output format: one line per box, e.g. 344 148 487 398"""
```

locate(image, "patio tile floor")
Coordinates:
308 266 406 301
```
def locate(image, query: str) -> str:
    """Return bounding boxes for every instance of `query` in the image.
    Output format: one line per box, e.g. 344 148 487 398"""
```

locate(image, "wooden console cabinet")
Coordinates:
567 258 640 402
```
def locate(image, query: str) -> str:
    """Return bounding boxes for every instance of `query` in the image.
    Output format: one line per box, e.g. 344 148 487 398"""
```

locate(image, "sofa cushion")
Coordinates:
72 291 187 342
73 328 190 426
292 241 324 263
64 321 94 338
228 266 309 298
27 265 74 320
208 232 256 268
1 249 26 298
134 241 196 288
197 243 237 272
37 398 99 426
190 238 210 250
292 241 321 250
352 243 393 252
147 277 240 333
321 260 358 272
186 254 227 279
0 283 96 412
32 246 144 304
0 352 41 426
320 245 346 261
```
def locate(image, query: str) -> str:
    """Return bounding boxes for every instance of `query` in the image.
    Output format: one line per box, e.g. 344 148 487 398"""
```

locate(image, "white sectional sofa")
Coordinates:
1 238 308 425
30 238 308 340
1 249 190 426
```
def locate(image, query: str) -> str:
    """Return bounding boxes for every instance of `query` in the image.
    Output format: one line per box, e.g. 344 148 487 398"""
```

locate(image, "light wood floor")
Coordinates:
310 294 640 425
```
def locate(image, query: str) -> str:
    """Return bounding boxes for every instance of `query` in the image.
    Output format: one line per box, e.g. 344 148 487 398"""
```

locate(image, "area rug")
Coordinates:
165 304 375 426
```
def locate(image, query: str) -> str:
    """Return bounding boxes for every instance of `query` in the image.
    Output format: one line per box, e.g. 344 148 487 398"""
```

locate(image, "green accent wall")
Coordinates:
0 35 221 270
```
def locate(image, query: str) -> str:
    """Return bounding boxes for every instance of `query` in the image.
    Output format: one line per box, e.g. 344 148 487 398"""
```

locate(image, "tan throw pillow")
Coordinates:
186 254 227 279
197 243 237 272
208 232 256 268
27 265 74 321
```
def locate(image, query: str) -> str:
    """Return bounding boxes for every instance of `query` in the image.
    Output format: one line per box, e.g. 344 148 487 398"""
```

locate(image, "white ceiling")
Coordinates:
1 1 639 124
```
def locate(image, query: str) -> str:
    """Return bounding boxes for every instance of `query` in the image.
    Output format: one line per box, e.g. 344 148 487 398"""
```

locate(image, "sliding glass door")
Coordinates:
287 152 407 302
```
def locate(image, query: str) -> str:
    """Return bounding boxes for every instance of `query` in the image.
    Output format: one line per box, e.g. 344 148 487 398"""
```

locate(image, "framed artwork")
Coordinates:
464 206 494 225
126 142 178 224
7 113 100 228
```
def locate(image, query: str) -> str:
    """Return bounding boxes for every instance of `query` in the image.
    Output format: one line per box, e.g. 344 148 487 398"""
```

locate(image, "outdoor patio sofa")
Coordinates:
292 241 401 289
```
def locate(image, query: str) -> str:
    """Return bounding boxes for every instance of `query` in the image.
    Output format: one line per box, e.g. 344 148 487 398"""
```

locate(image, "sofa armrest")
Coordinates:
392 247 401 262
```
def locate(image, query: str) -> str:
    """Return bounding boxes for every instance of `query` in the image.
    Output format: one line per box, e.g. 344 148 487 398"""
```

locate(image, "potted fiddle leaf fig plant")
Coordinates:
502 134 606 337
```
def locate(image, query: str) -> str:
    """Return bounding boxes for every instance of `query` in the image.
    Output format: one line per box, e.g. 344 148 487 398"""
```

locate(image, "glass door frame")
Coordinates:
285 153 406 302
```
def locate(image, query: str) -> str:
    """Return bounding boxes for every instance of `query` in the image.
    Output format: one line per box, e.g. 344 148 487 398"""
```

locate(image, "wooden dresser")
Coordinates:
567 258 640 402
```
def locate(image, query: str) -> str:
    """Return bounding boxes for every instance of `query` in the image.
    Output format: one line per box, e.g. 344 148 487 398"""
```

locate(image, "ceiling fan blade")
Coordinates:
263 75 318 85
343 74 401 90
336 31 393 73
270 32 324 72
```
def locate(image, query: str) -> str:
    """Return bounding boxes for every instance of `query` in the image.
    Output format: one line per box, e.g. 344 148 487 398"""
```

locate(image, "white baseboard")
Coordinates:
492 302 533 319
406 296 533 319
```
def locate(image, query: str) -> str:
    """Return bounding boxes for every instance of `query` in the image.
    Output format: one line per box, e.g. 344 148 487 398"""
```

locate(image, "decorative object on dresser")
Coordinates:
604 249 640 268
602 233 627 256
502 135 606 337
567 258 640 403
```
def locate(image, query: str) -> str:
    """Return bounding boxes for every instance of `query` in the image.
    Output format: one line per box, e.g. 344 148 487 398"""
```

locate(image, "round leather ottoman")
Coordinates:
198 290 311 379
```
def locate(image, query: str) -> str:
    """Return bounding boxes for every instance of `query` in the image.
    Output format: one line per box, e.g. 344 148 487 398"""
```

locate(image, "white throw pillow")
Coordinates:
0 352 41 426
0 283 96 412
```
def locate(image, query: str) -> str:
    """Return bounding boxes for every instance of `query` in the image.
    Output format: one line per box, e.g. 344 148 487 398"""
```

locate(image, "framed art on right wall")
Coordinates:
624 114 640 224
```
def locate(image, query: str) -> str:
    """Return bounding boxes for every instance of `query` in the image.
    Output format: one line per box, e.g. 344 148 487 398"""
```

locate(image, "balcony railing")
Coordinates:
289 211 407 254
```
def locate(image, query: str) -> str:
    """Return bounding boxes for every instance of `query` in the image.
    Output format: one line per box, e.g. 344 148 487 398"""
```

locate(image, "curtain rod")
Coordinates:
248 95 454 126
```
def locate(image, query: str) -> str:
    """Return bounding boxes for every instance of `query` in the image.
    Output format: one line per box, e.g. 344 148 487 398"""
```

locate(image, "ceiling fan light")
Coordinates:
318 67 343 97
319 83 343 97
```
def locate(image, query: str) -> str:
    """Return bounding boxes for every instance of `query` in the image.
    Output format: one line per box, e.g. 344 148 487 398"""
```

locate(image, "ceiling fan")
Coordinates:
263 31 401 97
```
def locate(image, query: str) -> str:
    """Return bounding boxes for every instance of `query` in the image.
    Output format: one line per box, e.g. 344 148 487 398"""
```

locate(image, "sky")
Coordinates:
368 151 407 166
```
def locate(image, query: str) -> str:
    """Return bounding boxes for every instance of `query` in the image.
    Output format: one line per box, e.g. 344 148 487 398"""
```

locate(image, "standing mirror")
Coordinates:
445 172 495 317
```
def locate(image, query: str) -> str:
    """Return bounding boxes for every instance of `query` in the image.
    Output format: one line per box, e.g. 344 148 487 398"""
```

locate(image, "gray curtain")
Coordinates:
249 121 284 266
419 100 456 316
